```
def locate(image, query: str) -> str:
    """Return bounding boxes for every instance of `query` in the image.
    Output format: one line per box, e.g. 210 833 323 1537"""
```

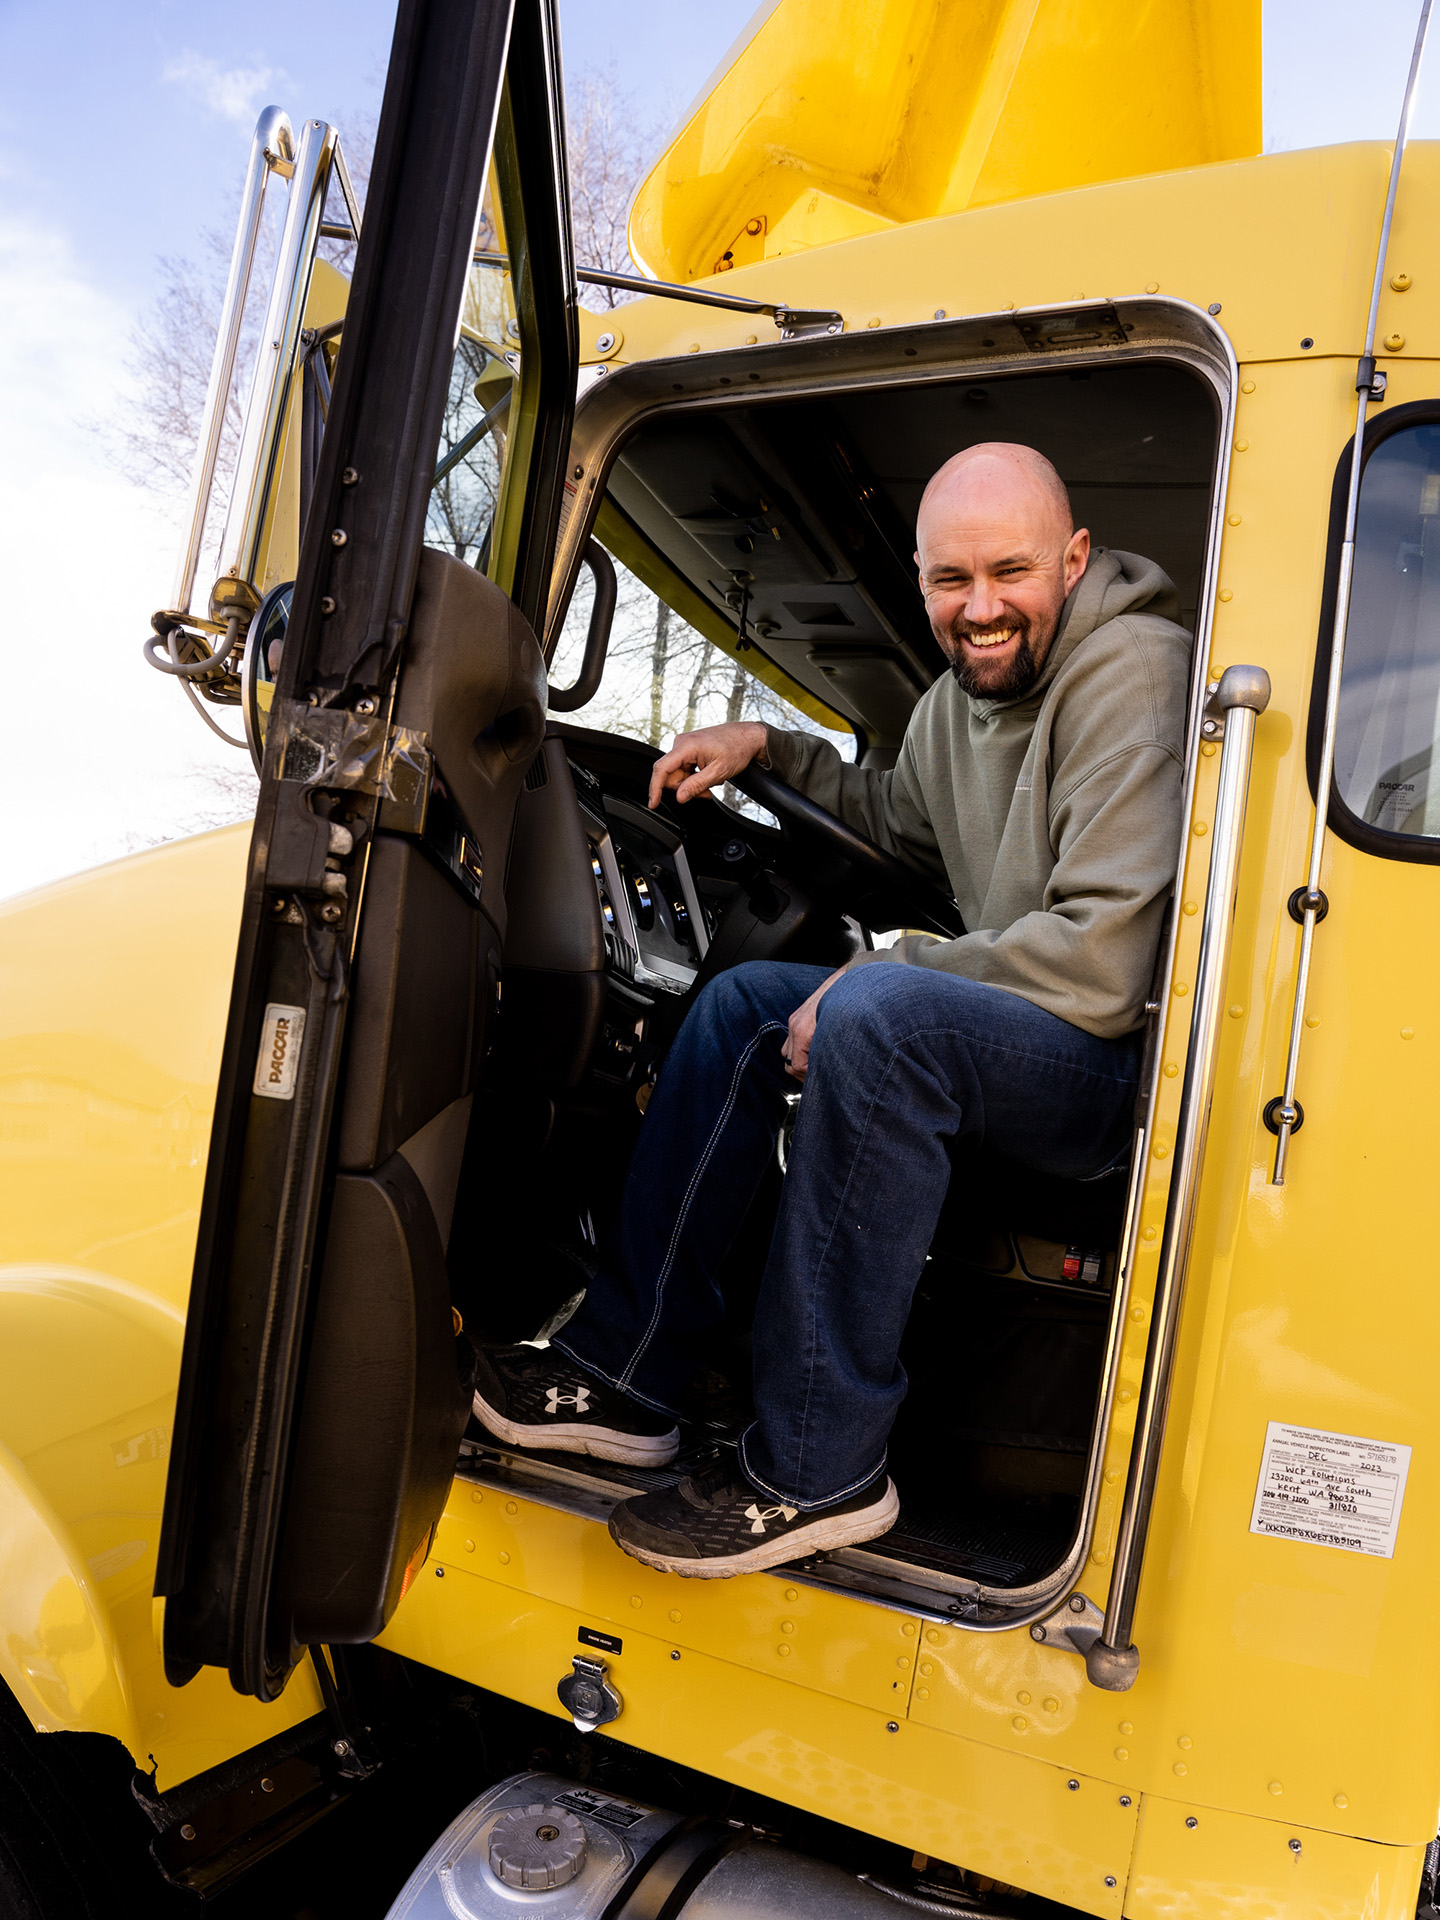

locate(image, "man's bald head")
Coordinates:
915 442 1089 700
918 443 1074 548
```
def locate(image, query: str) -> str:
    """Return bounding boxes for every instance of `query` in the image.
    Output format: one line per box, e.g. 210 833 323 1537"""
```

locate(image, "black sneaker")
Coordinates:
472 1344 679 1467
608 1458 899 1578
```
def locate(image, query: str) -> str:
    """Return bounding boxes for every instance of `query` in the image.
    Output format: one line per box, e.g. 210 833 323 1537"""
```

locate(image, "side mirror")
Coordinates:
547 541 617 713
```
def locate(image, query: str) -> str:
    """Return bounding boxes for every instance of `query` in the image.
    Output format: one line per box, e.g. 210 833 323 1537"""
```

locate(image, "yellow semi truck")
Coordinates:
3 0 1439 1913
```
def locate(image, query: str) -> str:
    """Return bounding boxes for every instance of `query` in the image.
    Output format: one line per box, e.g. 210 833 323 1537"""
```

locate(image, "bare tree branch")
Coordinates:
566 69 654 310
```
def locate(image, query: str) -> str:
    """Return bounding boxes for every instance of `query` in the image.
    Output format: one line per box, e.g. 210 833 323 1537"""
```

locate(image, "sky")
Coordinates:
0 0 1438 900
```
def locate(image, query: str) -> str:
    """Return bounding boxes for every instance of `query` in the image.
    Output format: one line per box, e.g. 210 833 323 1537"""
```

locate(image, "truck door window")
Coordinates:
1329 413 1440 848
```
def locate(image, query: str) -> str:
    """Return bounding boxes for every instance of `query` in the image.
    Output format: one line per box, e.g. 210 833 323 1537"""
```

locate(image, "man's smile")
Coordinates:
961 625 1019 650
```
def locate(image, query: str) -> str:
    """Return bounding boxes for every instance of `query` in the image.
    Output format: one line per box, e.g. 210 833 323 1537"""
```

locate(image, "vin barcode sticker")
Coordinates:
1250 1421 1410 1558
252 1003 306 1101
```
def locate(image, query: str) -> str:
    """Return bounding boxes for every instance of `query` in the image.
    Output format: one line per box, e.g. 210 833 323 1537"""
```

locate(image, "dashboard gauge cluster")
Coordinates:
573 774 710 1003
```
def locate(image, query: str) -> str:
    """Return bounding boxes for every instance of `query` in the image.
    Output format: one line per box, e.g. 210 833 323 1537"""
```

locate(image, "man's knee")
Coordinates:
813 962 994 1054
688 960 806 1042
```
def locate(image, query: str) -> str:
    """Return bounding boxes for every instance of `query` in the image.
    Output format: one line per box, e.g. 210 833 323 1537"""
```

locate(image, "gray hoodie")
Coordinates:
762 549 1190 1039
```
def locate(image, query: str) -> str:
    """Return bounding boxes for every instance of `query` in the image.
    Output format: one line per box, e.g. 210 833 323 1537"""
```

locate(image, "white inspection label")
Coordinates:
1250 1421 1411 1559
252 1003 306 1101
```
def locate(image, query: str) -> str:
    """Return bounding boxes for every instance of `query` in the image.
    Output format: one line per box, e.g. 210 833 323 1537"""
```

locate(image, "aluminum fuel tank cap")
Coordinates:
488 1804 587 1890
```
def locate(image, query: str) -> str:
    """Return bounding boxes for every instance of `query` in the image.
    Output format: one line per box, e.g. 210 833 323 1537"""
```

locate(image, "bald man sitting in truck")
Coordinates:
472 441 1190 1578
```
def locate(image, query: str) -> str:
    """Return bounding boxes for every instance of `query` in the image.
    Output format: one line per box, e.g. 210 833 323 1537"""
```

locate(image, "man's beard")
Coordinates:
945 616 1048 700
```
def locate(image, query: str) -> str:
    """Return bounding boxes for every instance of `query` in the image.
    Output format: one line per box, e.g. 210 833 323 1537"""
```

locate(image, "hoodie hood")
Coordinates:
966 548 1183 720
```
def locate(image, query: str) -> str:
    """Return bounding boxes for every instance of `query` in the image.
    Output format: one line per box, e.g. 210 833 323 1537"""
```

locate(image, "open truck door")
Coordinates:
155 0 578 1703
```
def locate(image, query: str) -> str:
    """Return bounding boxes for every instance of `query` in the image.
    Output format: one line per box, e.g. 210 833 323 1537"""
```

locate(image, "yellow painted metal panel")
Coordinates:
1127 1795 1425 1920
1109 353 1440 1851
630 0 1260 284
0 1432 139 1751
424 1488 916 1715
0 830 325 1785
383 1556 1138 1916
608 144 1435 379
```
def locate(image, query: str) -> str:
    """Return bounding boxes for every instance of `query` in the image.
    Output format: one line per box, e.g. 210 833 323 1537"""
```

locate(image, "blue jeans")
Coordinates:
555 960 1140 1508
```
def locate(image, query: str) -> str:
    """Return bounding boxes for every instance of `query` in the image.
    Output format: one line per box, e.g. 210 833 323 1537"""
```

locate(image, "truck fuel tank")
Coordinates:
385 1770 921 1919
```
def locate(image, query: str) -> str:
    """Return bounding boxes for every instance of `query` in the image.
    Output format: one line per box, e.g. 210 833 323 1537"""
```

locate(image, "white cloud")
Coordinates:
0 213 257 902
161 50 287 129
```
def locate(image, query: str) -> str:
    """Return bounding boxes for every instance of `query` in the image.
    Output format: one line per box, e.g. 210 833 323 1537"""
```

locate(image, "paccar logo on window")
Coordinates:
252 1003 307 1101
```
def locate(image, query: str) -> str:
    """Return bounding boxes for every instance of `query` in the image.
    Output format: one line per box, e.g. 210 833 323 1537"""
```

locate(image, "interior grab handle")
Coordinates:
1087 663 1270 1691
547 542 617 712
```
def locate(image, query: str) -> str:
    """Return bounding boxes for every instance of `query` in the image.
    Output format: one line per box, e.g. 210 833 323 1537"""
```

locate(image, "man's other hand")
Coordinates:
782 968 845 1083
648 721 769 810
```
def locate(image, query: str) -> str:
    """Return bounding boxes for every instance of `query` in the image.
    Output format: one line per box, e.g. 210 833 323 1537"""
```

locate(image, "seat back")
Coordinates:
498 733 608 1089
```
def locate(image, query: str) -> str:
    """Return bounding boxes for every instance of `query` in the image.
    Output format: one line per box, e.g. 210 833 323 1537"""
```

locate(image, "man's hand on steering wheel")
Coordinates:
648 721 770 810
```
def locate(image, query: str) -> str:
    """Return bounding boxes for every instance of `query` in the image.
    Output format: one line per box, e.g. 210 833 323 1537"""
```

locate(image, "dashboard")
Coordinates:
575 788 709 998
548 726 862 1099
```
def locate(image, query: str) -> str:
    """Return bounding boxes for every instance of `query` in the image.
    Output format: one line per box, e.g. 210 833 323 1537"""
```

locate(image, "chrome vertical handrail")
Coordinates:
1088 664 1271 1691
170 105 295 618
217 116 338 598
331 137 364 244
1269 0 1433 1184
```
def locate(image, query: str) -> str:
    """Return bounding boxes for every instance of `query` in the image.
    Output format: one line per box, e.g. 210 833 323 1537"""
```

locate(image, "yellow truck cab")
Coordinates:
4 0 1440 1914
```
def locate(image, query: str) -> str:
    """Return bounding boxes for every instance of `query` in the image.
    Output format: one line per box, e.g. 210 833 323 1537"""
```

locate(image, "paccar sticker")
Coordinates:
252 1003 306 1101
1250 1421 1410 1558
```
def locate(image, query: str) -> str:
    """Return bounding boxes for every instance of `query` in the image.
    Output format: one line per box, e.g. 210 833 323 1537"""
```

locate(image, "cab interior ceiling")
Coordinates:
605 357 1218 752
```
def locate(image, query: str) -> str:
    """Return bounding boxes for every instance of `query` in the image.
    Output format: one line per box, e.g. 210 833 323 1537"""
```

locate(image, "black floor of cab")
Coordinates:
461 1267 1103 1594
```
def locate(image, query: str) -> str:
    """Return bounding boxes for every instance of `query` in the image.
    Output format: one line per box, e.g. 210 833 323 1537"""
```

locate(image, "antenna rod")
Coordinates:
1269 0 1433 1184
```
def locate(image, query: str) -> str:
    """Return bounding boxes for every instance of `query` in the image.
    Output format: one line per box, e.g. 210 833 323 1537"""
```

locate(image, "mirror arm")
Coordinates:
547 541 616 712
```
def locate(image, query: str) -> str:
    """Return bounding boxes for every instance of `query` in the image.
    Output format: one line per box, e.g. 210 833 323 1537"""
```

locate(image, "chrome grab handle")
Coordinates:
1268 0 1433 1184
218 116 340 596
170 105 294 619
1087 664 1270 1691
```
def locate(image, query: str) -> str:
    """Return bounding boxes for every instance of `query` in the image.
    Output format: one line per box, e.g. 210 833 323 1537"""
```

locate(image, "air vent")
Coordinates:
524 754 550 791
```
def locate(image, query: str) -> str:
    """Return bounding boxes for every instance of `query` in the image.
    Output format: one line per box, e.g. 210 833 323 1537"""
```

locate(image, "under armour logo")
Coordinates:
546 1386 590 1415
744 1502 797 1535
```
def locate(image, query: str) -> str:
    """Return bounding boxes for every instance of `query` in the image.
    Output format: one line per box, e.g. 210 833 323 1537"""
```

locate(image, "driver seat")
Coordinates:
928 1142 1130 1294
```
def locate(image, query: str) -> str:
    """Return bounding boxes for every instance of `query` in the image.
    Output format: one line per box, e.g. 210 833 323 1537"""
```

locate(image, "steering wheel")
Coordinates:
732 763 964 939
